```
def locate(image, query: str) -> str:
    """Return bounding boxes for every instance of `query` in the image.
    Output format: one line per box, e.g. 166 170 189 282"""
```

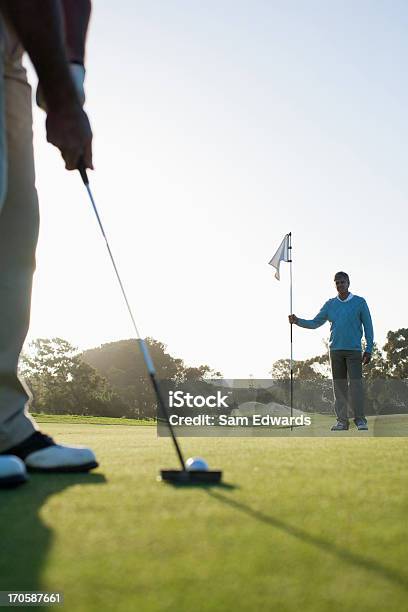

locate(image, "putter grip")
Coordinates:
78 157 89 185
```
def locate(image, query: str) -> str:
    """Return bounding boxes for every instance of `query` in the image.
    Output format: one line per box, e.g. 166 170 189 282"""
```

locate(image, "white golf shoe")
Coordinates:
0 455 28 487
25 444 98 472
3 431 98 473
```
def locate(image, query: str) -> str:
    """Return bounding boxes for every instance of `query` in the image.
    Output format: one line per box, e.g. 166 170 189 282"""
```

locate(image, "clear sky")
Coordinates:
25 0 408 378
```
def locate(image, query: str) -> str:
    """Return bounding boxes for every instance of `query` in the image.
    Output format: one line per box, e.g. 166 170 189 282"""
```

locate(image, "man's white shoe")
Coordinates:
25 445 98 473
0 455 28 487
2 431 98 473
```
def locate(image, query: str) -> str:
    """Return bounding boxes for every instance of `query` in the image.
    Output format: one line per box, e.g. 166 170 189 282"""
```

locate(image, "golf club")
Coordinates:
77 161 222 485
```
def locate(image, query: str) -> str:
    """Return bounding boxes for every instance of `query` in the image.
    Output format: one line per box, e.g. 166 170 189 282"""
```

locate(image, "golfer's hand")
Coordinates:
46 103 93 170
288 314 298 324
362 352 371 365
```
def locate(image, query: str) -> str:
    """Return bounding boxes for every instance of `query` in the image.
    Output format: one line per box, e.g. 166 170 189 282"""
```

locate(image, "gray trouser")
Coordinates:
330 350 364 423
0 20 39 451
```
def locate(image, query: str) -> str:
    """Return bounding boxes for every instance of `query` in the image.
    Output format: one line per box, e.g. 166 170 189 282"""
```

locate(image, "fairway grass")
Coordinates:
30 413 155 426
1 424 408 612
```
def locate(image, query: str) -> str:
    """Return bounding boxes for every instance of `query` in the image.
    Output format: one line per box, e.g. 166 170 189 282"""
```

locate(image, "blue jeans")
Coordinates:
0 19 39 451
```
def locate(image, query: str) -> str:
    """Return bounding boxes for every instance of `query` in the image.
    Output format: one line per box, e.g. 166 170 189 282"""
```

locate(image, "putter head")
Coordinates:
160 469 222 485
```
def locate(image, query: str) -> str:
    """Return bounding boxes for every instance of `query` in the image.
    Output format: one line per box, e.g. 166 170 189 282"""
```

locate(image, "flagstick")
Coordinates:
268 232 294 430
288 232 293 430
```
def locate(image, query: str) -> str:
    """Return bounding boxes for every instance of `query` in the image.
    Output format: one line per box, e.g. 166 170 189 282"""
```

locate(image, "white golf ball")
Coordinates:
186 457 209 471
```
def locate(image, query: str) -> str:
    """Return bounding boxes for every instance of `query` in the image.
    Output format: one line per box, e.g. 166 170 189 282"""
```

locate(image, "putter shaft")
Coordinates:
77 162 186 471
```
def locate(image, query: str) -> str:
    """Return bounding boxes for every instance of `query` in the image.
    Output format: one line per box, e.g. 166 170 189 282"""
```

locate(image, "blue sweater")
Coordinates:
296 294 374 353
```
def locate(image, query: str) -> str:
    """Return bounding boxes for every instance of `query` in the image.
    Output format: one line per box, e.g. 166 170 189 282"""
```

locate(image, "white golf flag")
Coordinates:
269 234 290 280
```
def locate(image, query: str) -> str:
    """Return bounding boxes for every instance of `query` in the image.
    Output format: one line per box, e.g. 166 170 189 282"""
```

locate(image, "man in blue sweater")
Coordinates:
289 272 374 431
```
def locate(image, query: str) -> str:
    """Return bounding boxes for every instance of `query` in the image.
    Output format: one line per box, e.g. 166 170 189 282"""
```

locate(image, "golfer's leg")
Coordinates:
0 22 6 205
0 56 39 452
330 350 348 423
347 351 364 419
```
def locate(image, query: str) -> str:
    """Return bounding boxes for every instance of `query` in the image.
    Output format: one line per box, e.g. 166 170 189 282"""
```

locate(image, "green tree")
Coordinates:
20 338 127 416
364 343 389 380
270 353 330 380
82 337 222 418
383 329 408 378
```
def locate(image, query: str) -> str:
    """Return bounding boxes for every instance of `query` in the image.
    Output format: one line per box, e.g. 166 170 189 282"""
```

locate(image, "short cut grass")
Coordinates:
2 419 408 611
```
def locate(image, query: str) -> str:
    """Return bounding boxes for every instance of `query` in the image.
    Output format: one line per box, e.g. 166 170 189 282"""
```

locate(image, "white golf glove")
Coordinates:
36 62 86 111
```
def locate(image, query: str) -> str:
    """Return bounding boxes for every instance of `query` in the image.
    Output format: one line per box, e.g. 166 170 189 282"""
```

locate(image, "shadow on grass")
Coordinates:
206 491 408 591
0 472 106 591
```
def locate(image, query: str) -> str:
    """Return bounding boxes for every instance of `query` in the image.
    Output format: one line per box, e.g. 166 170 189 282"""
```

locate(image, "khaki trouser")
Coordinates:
0 19 38 451
330 350 365 424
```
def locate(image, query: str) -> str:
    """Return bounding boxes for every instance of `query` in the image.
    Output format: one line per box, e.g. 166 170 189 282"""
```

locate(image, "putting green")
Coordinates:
1 422 408 612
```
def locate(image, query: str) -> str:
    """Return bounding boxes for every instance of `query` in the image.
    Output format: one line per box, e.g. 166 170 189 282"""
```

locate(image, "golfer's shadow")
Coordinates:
206 491 408 592
0 472 106 591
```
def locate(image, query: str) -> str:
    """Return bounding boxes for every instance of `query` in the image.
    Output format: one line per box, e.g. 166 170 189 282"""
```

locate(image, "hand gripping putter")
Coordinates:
77 162 222 485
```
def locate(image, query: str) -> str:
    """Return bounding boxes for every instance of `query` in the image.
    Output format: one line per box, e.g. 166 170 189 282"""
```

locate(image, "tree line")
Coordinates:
19 337 221 419
270 329 408 380
269 329 408 415
19 328 408 419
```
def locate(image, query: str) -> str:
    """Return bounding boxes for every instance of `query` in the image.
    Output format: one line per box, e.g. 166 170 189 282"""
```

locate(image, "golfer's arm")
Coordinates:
296 304 328 329
361 302 374 353
0 0 78 111
62 0 91 64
